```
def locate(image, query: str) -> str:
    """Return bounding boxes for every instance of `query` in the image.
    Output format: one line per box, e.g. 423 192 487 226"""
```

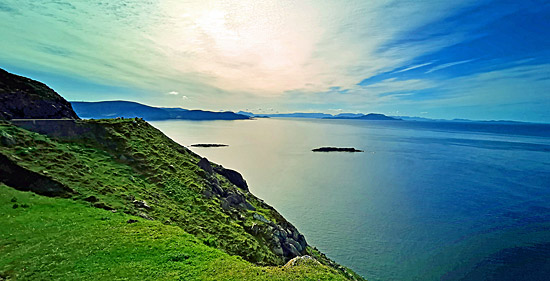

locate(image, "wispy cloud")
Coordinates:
167 91 179 95
425 59 474 73
394 62 433 73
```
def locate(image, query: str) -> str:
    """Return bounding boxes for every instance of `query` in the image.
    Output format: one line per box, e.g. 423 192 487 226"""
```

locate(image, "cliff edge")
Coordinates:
0 68 79 120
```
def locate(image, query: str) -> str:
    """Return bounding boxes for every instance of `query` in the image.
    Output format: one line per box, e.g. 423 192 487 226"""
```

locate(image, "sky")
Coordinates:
1 0 549 122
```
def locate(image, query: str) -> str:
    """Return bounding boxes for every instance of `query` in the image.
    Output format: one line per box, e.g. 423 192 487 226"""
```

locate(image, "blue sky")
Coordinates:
1 0 549 122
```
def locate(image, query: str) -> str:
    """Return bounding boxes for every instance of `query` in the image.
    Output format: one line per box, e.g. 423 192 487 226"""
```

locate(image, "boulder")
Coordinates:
283 255 320 268
93 202 115 211
197 158 213 174
133 200 151 209
84 195 99 203
253 213 271 224
214 166 248 191
286 242 300 256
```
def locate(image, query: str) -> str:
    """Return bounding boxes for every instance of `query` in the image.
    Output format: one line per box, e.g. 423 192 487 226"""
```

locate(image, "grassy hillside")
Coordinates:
0 184 347 280
0 120 364 280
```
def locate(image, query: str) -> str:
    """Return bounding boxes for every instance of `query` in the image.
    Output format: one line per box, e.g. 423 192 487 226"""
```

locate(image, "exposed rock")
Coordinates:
197 157 213 174
253 213 271 224
288 238 303 252
225 191 245 206
214 166 248 191
0 131 16 146
248 223 261 235
93 202 114 211
0 68 79 119
298 234 307 250
220 199 231 210
286 243 301 256
126 219 138 224
209 182 224 197
267 224 309 261
133 200 151 209
138 212 154 220
273 244 284 256
283 255 320 268
84 195 99 203
242 201 256 211
0 153 75 197
202 189 213 199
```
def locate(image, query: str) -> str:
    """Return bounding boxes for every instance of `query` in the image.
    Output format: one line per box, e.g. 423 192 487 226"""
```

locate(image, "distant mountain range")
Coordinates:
238 111 400 120
70 101 529 124
392 116 528 124
237 111 333 118
238 110 529 123
325 113 401 120
71 101 250 121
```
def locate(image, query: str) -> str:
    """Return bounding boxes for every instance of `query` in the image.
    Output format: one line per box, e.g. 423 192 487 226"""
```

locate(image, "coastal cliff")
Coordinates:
0 69 364 280
0 68 79 120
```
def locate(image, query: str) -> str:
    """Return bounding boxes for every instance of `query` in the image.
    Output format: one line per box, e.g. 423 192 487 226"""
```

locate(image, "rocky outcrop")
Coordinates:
196 157 306 261
0 68 79 120
197 158 248 192
214 166 249 191
247 214 308 261
197 157 214 174
283 255 320 268
0 153 75 197
202 173 255 211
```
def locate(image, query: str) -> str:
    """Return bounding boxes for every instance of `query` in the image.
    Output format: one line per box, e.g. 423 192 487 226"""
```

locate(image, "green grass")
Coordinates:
0 184 348 280
0 120 364 280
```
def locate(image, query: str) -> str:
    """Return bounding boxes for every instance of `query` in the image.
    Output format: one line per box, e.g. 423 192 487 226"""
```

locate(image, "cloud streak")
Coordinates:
394 62 434 73
425 59 474 73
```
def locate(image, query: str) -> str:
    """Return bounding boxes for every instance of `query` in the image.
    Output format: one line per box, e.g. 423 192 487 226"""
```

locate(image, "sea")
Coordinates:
150 118 550 281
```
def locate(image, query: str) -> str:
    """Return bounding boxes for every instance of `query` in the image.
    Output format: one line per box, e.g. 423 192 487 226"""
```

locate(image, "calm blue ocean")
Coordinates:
151 118 550 281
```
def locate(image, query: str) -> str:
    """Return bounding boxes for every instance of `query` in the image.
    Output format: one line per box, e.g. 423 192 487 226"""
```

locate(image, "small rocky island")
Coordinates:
190 143 228 147
312 147 364 152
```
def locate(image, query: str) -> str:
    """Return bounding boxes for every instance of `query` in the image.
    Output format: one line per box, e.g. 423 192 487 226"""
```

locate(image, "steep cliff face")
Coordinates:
0 68 79 120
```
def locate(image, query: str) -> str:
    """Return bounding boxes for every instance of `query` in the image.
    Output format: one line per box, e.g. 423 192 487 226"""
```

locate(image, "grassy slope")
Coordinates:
0 184 347 280
0 121 364 280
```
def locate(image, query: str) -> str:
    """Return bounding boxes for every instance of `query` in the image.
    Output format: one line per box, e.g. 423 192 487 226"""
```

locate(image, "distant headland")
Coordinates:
71 101 250 121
